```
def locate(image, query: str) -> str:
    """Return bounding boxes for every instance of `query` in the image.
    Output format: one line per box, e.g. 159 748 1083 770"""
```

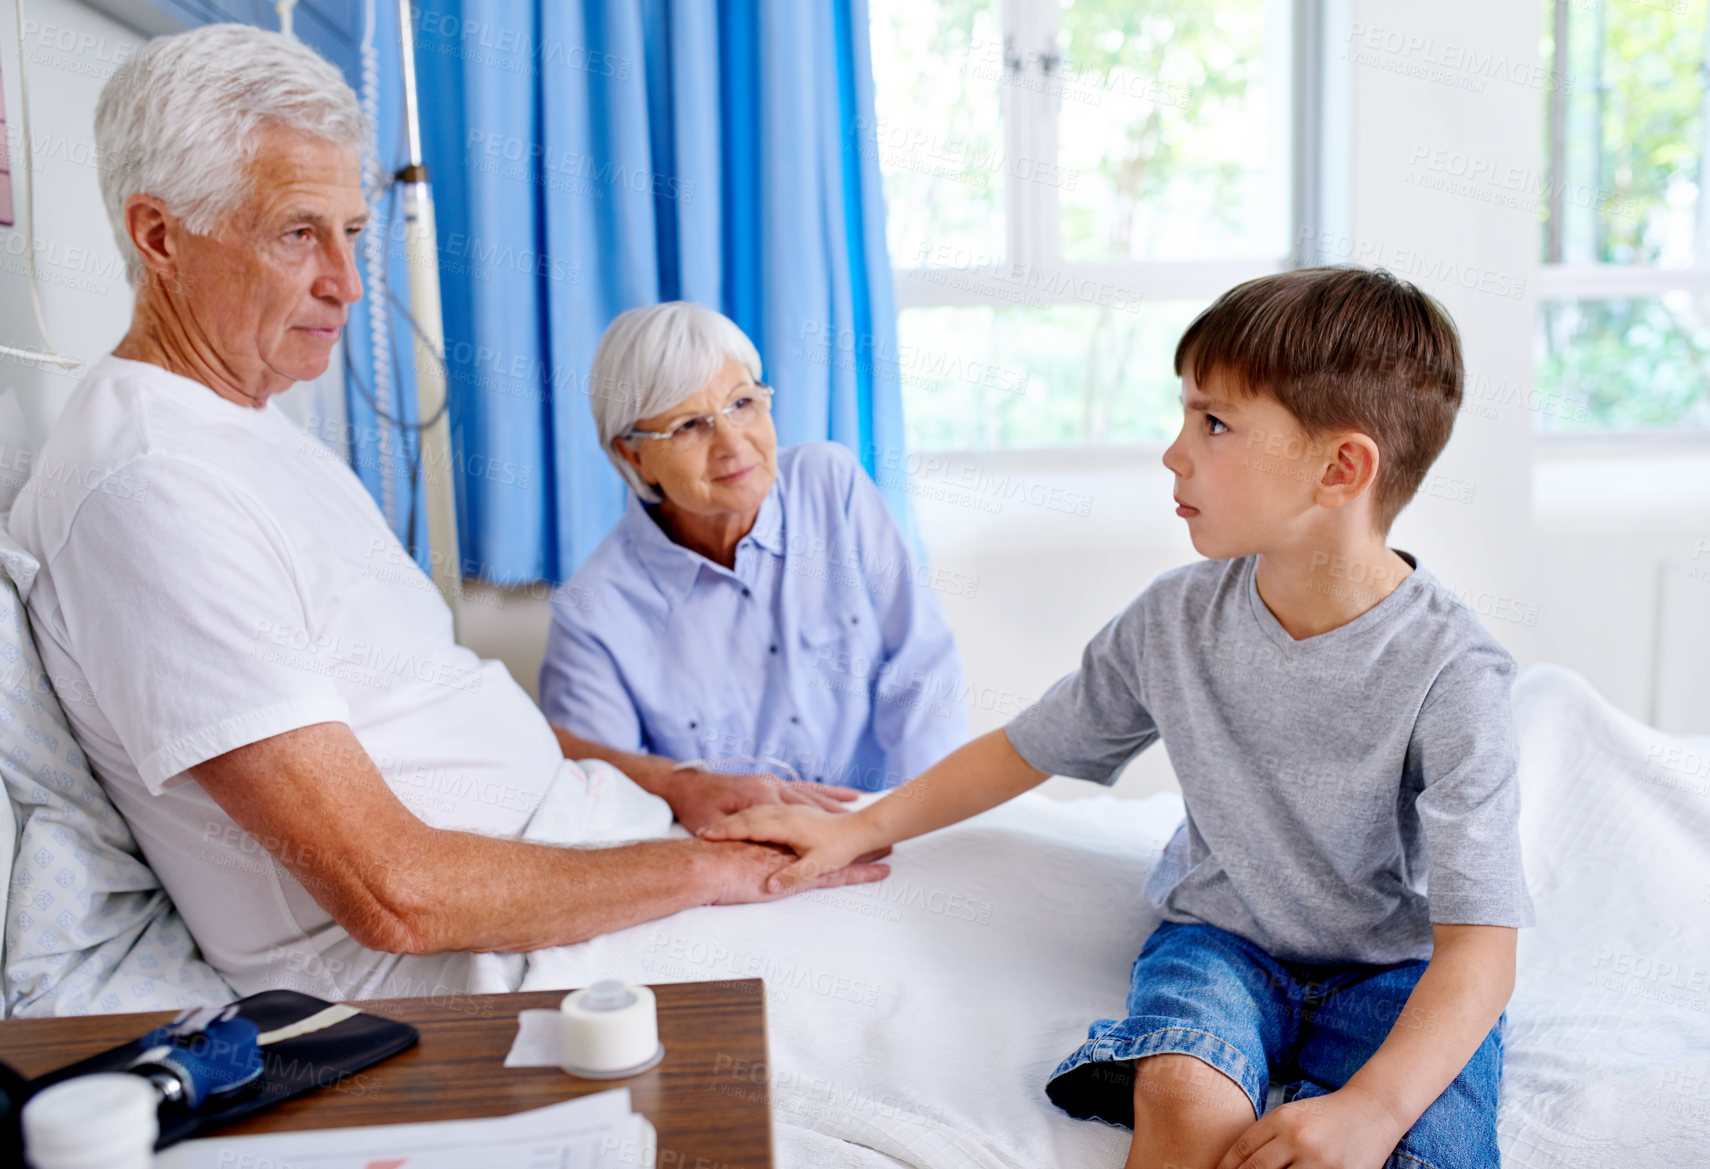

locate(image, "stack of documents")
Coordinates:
156 1087 655 1168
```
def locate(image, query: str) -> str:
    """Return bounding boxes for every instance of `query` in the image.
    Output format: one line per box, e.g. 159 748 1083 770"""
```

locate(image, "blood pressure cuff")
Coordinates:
9 989 418 1152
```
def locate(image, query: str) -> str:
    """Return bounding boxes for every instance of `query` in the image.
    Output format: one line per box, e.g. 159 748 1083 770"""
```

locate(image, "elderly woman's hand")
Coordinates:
665 771 863 836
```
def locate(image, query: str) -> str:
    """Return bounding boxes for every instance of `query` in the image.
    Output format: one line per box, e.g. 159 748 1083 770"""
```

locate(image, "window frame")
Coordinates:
1533 0 1710 444
889 0 1327 312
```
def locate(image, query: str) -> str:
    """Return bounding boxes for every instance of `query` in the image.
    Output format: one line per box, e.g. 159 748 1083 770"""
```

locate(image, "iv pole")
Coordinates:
393 0 463 636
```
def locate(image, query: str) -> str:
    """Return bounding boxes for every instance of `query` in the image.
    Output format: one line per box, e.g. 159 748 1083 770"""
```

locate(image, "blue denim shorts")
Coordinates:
1045 921 1504 1169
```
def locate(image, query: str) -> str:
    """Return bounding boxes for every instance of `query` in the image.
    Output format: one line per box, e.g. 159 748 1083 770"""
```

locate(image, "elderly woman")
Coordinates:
541 303 967 832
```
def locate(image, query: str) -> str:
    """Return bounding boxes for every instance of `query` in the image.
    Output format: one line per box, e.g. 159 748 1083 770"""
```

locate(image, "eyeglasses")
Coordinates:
623 384 774 448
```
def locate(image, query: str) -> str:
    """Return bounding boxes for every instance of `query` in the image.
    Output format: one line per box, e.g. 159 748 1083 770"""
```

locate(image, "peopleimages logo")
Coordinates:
466 129 691 202
865 446 1095 519
1295 229 1526 301
413 8 632 79
909 243 1145 313
249 620 484 693
439 228 581 283
797 321 1031 396
1345 23 1576 95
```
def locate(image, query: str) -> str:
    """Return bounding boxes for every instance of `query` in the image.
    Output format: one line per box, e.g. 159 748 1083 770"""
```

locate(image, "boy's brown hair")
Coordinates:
1173 266 1463 533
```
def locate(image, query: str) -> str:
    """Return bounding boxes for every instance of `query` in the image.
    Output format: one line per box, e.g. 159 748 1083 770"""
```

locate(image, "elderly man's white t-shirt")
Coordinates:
9 355 561 999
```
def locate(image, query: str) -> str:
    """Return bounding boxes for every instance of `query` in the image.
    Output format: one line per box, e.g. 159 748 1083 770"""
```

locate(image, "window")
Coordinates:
867 0 1297 449
1536 0 1710 434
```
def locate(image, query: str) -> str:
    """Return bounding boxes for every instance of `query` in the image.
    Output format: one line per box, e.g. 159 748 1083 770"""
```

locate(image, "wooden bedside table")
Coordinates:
0 979 773 1168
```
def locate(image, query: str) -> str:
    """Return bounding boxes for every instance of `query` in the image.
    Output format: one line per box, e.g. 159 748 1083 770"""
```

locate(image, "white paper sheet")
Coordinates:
155 1088 656 1169
506 1007 572 1067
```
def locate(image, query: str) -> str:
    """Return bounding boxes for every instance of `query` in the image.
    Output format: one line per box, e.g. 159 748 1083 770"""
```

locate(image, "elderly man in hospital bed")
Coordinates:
6 23 888 1002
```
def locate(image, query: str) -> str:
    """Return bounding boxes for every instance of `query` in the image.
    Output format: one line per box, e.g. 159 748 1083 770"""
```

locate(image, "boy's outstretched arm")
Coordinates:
1214 923 1517 1169
697 728 1050 892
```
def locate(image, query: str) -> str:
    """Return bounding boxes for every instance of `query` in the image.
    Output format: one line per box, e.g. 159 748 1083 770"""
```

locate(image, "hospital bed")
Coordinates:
0 529 1703 1166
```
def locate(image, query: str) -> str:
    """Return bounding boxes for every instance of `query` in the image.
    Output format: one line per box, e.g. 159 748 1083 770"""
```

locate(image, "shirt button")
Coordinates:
742 587 751 597
850 616 859 624
769 644 778 654
688 721 698 730
789 715 799 724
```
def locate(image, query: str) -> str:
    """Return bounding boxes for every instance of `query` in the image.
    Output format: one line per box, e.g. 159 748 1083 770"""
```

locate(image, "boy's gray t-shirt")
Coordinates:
1005 553 1536 965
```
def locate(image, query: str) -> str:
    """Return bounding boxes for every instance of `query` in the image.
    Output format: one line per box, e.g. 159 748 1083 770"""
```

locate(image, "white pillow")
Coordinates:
0 526 233 1016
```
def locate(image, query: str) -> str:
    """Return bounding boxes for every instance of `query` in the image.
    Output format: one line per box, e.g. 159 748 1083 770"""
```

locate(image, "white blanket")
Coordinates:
473 762 1172 1169
1498 666 1710 1164
484 665 1710 1168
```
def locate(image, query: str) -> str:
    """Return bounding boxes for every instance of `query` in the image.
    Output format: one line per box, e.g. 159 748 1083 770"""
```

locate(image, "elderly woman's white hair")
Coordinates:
94 23 367 286
592 302 765 502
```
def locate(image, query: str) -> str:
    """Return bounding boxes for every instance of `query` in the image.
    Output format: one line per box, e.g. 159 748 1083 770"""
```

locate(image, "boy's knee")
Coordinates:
1126 1055 1255 1169
1132 1053 1254 1120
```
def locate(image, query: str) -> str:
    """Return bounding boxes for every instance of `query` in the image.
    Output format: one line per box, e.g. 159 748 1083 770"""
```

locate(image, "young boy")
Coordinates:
701 266 1534 1169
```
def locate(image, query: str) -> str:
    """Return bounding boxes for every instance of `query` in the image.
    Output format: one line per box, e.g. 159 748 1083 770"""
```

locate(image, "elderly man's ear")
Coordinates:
123 192 194 294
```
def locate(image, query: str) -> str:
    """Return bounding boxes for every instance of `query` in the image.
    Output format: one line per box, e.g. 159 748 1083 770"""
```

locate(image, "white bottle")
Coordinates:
22 1073 158 1169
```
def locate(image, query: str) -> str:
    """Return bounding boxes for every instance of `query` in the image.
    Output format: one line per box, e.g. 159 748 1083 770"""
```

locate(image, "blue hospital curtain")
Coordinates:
408 0 907 584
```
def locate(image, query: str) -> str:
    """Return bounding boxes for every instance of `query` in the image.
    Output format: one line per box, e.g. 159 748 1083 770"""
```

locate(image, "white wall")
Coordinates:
0 0 341 487
0 0 140 467
1521 443 1710 732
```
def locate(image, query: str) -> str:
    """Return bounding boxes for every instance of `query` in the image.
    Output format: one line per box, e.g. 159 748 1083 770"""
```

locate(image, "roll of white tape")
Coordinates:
559 980 664 1078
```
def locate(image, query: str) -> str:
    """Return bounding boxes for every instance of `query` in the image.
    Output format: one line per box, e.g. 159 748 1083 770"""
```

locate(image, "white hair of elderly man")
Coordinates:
591 301 765 502
94 22 368 287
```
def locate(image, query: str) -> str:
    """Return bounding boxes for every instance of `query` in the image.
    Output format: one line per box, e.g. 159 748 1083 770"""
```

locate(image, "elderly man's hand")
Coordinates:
696 803 897 894
664 770 863 835
699 838 891 904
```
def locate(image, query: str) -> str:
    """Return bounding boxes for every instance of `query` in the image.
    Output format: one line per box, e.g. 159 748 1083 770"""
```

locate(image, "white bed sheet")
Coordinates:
481 664 1710 1168
477 776 1170 1169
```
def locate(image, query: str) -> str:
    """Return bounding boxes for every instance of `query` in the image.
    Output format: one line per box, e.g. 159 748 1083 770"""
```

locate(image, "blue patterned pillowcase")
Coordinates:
0 528 233 1017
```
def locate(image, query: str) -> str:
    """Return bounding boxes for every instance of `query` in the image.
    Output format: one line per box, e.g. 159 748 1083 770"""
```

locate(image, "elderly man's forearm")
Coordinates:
189 722 727 957
348 832 727 955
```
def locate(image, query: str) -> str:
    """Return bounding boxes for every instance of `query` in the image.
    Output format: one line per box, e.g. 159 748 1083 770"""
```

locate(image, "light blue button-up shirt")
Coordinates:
539 443 967 790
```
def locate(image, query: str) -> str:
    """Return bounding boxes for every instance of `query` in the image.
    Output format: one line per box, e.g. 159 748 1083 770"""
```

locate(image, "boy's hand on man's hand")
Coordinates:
1214 1082 1405 1169
696 803 885 893
698 837 891 905
663 770 860 835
